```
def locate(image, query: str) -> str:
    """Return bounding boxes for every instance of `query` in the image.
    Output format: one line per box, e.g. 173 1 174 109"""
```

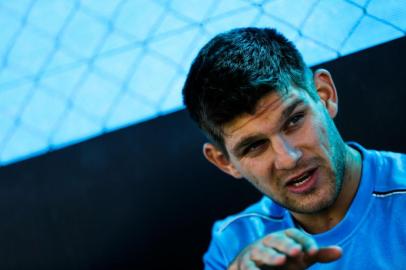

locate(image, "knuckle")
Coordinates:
240 255 251 266
249 246 262 261
240 254 254 270
263 232 291 247
285 227 301 235
265 232 283 242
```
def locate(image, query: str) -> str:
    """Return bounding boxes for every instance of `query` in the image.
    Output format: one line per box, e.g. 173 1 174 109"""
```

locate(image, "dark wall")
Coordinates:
0 37 405 270
314 38 406 153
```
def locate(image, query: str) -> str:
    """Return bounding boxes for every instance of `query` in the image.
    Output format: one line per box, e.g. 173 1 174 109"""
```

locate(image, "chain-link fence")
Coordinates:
0 0 405 166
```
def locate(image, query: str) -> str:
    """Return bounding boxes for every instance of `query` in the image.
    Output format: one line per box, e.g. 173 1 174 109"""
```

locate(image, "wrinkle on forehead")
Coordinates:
224 91 296 136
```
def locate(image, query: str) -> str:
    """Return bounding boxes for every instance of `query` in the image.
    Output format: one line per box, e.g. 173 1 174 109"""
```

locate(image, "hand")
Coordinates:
227 228 342 270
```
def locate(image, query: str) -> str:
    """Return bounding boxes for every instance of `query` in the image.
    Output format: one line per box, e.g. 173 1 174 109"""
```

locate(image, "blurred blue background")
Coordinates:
0 0 405 166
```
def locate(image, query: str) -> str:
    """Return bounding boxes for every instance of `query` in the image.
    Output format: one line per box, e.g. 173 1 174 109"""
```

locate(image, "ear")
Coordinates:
203 143 243 179
313 69 338 118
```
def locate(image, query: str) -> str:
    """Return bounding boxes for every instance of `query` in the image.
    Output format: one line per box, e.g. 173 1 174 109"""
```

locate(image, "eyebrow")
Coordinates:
231 99 305 156
281 99 304 121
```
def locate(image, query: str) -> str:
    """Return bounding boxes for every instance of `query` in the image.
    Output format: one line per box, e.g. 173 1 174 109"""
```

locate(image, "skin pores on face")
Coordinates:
223 88 347 215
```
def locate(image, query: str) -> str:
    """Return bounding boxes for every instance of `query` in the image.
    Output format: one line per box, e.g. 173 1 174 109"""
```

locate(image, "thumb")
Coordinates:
312 246 342 263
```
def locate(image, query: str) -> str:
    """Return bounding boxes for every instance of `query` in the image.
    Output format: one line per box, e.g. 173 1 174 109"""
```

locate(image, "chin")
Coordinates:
293 199 335 214
281 188 338 214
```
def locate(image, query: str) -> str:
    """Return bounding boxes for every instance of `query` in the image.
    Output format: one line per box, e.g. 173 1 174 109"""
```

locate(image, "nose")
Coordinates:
272 135 302 170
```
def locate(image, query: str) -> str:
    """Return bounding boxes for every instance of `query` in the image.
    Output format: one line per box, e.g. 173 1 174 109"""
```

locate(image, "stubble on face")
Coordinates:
269 108 348 215
227 92 348 215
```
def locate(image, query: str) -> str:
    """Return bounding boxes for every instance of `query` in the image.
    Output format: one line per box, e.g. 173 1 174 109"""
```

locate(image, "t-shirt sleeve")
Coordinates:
203 235 228 270
203 221 230 270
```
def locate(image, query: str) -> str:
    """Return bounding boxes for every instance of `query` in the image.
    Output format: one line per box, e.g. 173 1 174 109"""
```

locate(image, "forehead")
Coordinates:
223 89 309 144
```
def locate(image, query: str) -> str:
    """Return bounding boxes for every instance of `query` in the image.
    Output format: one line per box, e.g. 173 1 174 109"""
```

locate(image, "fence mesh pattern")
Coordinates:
0 0 405 166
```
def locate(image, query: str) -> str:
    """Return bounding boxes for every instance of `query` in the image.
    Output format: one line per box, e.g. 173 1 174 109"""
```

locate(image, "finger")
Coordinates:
250 244 287 266
262 233 302 257
313 246 342 263
227 262 238 270
239 251 262 270
304 245 342 267
284 228 319 254
228 253 259 270
243 259 261 270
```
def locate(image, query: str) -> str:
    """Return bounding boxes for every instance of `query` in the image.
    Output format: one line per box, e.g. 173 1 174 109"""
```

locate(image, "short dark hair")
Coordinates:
182 27 315 156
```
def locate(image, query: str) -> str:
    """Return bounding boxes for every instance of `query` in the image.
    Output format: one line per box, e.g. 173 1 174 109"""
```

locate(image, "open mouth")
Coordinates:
290 170 313 186
286 168 318 193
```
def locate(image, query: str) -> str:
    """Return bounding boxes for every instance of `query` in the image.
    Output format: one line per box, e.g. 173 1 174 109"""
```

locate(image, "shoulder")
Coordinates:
352 142 406 196
371 149 406 197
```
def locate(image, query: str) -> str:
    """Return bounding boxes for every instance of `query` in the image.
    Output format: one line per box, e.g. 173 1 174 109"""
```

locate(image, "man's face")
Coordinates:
221 87 346 214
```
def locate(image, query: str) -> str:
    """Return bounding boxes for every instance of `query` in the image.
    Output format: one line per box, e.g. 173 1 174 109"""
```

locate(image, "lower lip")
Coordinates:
286 168 318 194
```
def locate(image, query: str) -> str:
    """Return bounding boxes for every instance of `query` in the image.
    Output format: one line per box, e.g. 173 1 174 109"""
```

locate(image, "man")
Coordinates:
182 27 406 269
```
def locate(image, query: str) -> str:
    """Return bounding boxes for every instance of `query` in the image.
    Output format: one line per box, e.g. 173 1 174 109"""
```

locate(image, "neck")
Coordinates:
292 145 362 234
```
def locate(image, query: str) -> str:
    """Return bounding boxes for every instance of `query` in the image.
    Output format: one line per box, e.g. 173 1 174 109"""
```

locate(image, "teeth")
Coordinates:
291 172 310 186
295 172 309 181
293 175 310 186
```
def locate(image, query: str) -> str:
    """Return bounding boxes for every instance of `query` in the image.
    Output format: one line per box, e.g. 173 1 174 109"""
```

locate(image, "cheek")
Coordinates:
240 159 267 178
309 111 332 145
237 158 272 189
293 116 325 147
308 113 344 171
290 114 333 162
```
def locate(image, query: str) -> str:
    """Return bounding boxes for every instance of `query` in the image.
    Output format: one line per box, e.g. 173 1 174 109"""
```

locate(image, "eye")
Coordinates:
242 139 268 156
286 112 305 129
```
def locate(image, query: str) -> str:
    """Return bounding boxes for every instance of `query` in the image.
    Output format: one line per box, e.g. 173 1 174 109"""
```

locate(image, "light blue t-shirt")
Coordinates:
204 143 406 269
